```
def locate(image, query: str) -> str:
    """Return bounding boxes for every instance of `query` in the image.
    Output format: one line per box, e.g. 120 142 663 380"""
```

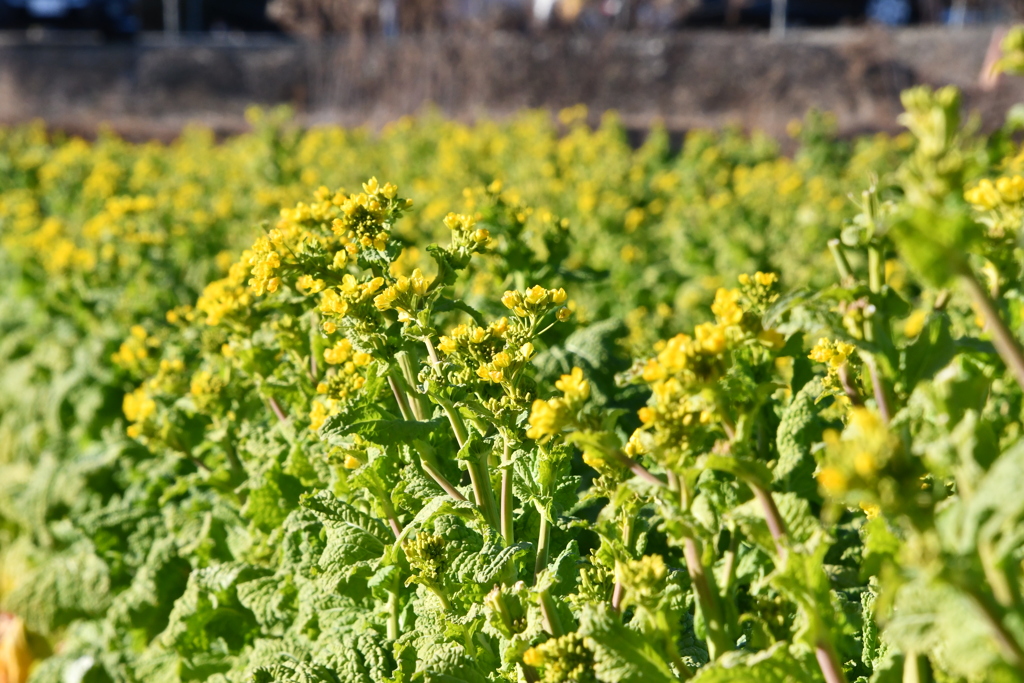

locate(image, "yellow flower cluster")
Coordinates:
628 275 786 463
330 178 410 252
522 632 595 683
809 337 859 398
311 340 374 430
526 367 589 441
442 211 491 252
501 286 570 319
710 287 744 326
373 268 433 320
196 262 253 326
964 175 1024 210
816 407 897 512
323 339 369 366
809 338 856 367
964 175 1024 240
438 318 510 355
247 236 283 296
319 275 386 325
122 356 188 438
111 325 159 372
614 554 668 609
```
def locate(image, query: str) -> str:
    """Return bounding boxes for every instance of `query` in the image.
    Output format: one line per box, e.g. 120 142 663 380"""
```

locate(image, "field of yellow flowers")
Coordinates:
5 45 1024 683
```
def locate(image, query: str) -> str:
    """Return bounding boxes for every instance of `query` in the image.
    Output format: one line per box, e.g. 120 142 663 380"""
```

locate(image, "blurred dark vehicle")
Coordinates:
0 0 139 35
680 0 870 26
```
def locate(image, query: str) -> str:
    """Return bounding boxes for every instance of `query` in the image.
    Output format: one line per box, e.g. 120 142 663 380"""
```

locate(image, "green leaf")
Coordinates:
901 312 956 393
690 642 821 682
699 454 771 489
302 492 391 587
889 207 977 288
577 604 677 683
322 417 444 447
774 379 824 501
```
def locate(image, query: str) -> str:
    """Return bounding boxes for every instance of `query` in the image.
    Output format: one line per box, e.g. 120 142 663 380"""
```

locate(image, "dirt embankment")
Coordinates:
0 27 1021 139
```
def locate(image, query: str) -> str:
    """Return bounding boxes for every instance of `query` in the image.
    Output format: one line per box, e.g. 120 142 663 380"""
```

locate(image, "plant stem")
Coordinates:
388 375 412 421
268 396 288 423
721 527 739 597
837 363 864 406
466 446 500 528
751 483 788 561
387 574 401 641
396 350 428 420
606 581 622 614
538 587 564 637
534 508 551 578
412 440 468 502
683 536 731 659
903 652 933 683
964 584 1024 673
864 355 892 424
500 435 515 546
608 448 667 488
960 268 1024 392
432 586 452 612
439 399 469 449
815 637 848 683
424 337 441 367
829 239 855 284
380 492 403 539
867 244 884 294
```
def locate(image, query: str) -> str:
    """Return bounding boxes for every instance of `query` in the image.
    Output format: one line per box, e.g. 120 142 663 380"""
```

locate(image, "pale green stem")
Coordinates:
867 244 884 294
412 440 467 502
396 350 428 420
534 510 550 578
500 436 515 546
903 652 933 683
388 375 412 421
960 268 1024 393
538 586 564 637
828 239 854 283
387 574 401 641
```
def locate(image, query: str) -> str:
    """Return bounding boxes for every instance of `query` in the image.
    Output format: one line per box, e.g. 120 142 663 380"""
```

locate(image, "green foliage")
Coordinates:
9 60 1024 683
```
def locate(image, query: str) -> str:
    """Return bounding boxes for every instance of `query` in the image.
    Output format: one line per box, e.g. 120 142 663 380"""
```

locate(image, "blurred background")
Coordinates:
2 0 1024 140
2 0 1024 37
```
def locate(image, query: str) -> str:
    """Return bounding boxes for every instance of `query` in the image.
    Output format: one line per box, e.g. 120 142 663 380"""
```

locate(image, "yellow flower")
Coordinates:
438 336 458 354
711 288 743 326
309 401 330 432
526 398 568 441
501 290 522 310
854 451 878 477
964 178 1001 210
524 285 549 306
409 268 431 296
374 287 399 311
859 502 881 519
555 367 590 402
817 467 848 494
694 322 727 355
758 328 786 349
903 310 927 338
324 340 353 365
519 342 535 360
